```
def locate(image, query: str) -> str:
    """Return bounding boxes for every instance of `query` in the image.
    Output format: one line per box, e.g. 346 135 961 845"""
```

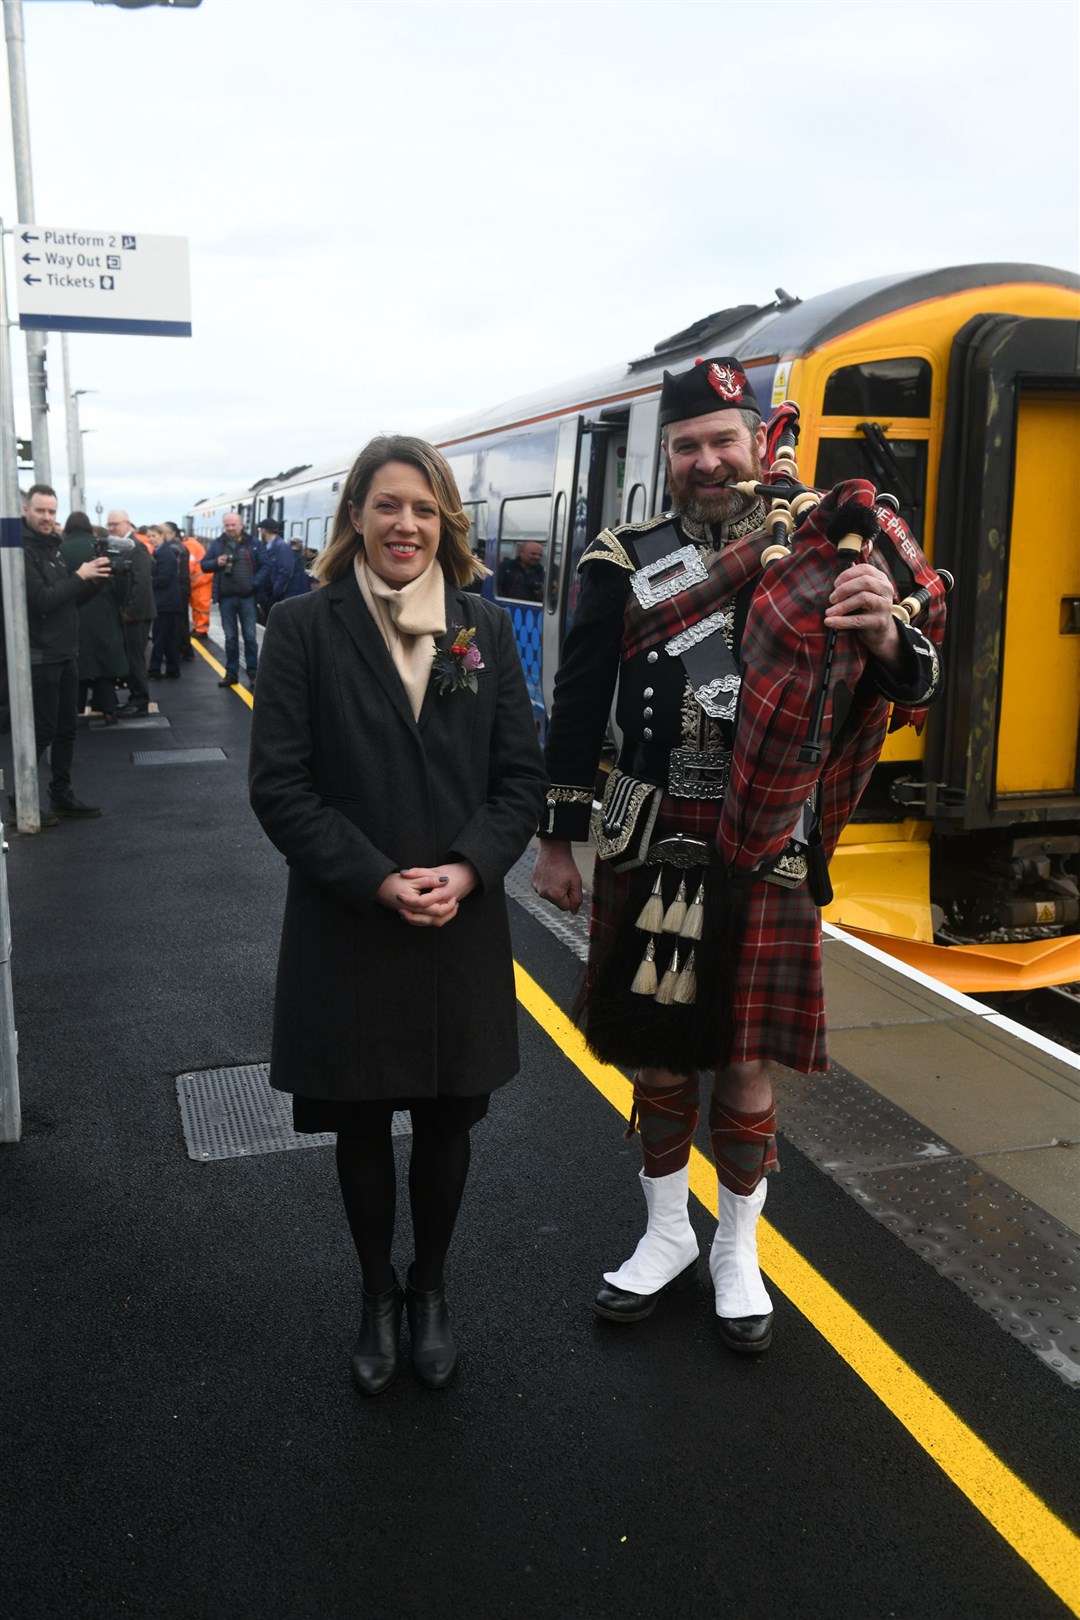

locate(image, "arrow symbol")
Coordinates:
20 231 39 243
22 253 40 264
24 274 41 285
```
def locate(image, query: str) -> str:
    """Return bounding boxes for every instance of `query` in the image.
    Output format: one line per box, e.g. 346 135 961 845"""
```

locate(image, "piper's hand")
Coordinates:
376 863 478 928
824 563 902 663
532 840 583 915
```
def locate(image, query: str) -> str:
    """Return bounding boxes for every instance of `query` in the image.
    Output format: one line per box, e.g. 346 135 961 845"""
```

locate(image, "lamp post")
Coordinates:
71 390 95 511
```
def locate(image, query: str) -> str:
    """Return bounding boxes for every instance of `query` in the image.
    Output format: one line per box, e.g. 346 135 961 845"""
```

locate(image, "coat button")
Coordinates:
643 726 653 740
643 706 653 719
647 650 659 664
643 687 654 699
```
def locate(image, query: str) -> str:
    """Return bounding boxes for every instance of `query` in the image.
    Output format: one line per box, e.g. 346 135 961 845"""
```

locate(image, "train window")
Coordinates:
291 522 304 540
305 518 321 546
462 501 489 568
496 495 550 603
822 357 932 417
814 437 929 542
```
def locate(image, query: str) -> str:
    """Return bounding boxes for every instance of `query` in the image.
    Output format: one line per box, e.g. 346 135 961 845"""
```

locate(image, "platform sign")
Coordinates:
14 225 191 337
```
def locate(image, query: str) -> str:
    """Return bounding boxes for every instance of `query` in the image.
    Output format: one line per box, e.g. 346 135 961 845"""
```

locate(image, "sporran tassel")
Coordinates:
654 943 681 1006
661 875 688 935
636 870 664 934
680 876 705 941
673 946 698 1005
630 938 657 996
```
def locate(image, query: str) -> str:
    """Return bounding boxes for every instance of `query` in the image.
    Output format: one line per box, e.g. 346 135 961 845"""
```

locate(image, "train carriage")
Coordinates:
189 262 1080 990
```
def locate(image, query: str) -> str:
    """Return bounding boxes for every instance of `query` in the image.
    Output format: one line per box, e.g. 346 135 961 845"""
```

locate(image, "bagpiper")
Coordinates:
532 356 942 1353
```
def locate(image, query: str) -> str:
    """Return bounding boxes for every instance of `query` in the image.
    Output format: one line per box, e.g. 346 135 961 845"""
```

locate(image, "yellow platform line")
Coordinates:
191 638 254 710
513 961 1080 1616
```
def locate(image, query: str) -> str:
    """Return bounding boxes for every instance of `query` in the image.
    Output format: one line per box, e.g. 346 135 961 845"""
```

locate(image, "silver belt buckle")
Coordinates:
667 745 731 801
630 545 707 608
646 834 712 869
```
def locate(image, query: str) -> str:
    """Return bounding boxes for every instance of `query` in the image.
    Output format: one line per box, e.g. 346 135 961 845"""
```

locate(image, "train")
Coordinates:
189 262 1080 994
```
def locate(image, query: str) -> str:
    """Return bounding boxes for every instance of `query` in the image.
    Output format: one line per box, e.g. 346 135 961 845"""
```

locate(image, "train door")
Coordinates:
931 315 1080 856
541 414 583 716
620 396 660 524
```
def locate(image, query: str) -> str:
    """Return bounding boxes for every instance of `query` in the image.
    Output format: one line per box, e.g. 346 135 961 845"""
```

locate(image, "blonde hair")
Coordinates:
314 435 483 590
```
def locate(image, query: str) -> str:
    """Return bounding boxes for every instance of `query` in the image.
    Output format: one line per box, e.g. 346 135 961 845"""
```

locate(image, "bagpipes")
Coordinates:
716 402 951 888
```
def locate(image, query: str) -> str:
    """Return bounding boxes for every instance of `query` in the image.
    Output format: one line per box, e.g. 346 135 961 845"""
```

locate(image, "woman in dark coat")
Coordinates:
249 435 546 1396
60 511 129 723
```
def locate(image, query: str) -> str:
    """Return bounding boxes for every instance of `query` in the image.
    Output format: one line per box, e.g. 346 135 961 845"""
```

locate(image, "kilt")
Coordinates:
587 795 827 1076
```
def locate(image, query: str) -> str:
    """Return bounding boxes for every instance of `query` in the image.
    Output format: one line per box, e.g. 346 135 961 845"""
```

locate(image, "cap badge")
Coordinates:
707 362 742 402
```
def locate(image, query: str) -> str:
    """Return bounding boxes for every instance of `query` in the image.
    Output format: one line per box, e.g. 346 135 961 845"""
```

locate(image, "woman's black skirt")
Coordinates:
292 1092 491 1137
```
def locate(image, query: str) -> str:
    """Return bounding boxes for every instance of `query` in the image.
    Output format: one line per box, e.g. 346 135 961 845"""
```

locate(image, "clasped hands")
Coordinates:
376 861 479 928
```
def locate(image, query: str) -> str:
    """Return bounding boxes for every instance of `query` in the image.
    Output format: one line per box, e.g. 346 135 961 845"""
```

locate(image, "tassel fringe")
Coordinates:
630 938 657 996
680 876 705 941
673 947 697 1005
661 876 688 934
654 944 681 1006
636 871 664 934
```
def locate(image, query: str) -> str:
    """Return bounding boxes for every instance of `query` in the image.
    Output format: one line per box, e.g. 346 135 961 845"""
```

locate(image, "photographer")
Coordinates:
60 511 130 726
21 486 110 821
107 508 155 718
200 512 267 689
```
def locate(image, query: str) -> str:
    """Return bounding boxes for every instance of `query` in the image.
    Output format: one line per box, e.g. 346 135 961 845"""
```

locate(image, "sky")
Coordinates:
2 0 1077 524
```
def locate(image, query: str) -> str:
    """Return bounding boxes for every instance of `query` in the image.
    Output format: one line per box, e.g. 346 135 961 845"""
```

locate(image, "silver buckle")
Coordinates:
645 834 712 868
667 746 731 801
630 545 707 608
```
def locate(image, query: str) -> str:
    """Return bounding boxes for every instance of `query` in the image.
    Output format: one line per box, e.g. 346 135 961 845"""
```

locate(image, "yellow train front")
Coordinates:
753 268 1080 991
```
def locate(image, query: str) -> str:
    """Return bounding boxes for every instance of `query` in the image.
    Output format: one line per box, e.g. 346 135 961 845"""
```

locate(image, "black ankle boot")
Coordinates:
350 1275 405 1396
405 1267 457 1389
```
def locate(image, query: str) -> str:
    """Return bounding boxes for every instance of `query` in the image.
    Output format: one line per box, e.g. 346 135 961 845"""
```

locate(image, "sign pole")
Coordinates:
0 222 43 838
2 0 50 487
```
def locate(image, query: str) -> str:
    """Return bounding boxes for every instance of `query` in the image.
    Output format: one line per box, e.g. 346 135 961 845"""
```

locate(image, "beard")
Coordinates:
667 439 763 526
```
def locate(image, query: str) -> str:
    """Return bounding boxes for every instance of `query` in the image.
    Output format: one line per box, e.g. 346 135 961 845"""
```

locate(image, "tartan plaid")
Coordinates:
622 522 770 660
717 481 892 876
709 1099 779 1192
587 795 827 1075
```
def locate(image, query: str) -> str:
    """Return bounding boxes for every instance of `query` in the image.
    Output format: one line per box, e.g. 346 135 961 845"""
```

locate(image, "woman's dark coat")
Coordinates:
249 569 547 1102
59 533 129 681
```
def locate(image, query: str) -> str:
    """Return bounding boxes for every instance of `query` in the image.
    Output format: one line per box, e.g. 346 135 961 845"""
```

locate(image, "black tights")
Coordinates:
335 1104 475 1295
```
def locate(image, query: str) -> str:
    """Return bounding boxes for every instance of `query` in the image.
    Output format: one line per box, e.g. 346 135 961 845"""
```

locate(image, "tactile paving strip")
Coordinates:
504 849 590 962
774 1064 1080 1387
176 1063 411 1161
133 748 228 766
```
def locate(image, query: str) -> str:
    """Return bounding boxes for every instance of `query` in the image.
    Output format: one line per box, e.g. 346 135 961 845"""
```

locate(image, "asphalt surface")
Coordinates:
1 657 1077 1620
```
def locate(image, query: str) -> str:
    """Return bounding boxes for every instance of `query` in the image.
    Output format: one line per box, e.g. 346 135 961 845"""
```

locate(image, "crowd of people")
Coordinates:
9 484 315 822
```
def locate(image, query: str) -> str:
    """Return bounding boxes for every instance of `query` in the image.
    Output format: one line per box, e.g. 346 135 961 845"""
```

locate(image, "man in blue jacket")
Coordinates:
200 512 267 689
258 518 310 608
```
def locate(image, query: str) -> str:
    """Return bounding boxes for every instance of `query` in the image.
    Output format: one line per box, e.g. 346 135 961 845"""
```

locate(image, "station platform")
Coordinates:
1 644 1077 1620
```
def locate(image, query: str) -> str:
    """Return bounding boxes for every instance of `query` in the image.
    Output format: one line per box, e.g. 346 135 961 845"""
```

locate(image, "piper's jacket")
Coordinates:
541 506 940 844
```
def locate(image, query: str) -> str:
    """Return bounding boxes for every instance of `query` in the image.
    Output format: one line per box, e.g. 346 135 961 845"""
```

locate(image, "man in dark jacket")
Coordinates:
200 512 267 688
108 508 155 716
161 521 195 661
258 519 310 608
22 484 110 820
148 526 183 679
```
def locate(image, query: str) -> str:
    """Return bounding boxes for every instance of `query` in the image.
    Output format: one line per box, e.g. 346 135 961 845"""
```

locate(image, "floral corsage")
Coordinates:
432 624 485 695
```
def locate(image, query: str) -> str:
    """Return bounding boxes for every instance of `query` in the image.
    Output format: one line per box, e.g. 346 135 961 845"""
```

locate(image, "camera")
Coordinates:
222 551 235 577
94 534 137 575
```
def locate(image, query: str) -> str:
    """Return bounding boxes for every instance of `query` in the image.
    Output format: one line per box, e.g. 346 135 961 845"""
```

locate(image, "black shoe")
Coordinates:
716 1311 773 1354
181 653 196 662
166 672 181 679
50 794 101 819
593 1259 697 1322
350 1275 405 1396
148 670 163 680
102 712 119 727
117 701 149 717
405 1268 457 1388
218 677 237 688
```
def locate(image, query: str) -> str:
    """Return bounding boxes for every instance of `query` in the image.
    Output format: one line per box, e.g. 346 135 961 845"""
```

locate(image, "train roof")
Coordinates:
427 262 1080 444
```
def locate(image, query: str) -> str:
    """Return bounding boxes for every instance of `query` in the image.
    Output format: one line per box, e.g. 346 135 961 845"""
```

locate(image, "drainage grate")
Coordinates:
774 1064 1080 1387
133 747 228 766
176 1063 411 1161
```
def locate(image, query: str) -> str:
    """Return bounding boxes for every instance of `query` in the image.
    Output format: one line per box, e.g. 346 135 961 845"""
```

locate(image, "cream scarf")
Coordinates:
355 553 447 722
